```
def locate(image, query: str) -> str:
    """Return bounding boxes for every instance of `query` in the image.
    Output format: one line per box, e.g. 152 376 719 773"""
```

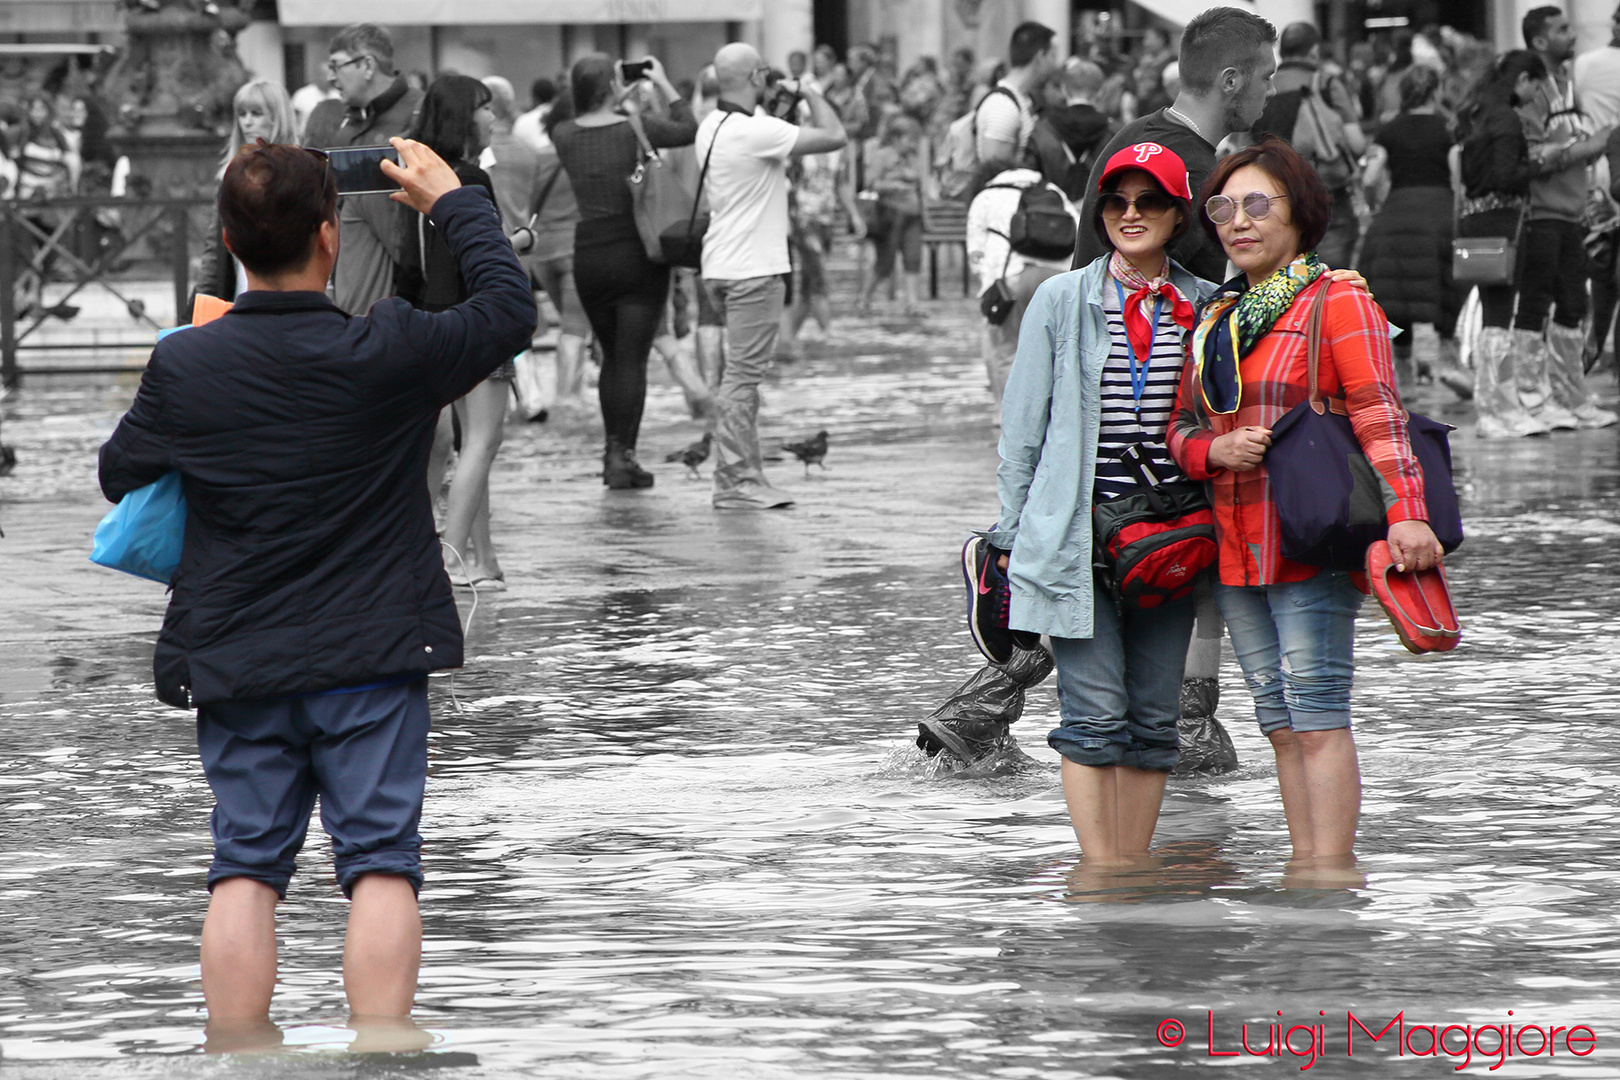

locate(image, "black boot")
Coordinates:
603 441 654 489
1171 676 1238 776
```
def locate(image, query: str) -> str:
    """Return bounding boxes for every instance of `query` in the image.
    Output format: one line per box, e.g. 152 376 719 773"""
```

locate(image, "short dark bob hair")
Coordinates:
1092 168 1192 253
408 73 493 164
1198 136 1331 255
219 141 337 278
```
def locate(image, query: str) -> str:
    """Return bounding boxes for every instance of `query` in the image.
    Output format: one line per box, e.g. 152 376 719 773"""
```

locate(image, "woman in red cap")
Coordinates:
979 141 1214 863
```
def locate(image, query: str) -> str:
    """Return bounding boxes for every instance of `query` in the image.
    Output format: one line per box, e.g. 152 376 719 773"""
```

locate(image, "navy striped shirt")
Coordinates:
1093 285 1186 501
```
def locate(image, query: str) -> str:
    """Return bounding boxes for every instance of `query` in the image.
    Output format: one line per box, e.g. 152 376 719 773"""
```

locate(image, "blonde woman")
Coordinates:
194 80 298 304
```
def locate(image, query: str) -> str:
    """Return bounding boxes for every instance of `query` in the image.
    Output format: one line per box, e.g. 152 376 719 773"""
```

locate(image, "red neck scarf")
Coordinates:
1108 252 1196 362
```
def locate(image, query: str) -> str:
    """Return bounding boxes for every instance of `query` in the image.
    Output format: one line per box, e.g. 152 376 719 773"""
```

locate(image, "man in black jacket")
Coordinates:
98 138 535 1023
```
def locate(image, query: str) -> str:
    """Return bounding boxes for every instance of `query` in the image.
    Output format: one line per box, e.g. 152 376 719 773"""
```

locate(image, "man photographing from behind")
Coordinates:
98 138 535 1028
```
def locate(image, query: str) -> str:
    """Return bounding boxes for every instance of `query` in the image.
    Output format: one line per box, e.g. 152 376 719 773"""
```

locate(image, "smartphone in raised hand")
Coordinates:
326 145 402 196
619 59 652 83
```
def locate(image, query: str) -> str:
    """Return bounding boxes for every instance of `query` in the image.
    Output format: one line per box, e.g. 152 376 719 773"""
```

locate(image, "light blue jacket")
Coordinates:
987 255 1218 640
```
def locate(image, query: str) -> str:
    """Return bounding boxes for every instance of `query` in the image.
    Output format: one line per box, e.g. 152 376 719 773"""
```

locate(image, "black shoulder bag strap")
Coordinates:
529 161 562 224
685 112 733 240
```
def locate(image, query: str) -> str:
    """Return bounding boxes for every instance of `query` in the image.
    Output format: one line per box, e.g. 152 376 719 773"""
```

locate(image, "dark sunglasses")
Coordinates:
1205 192 1288 225
1099 190 1177 220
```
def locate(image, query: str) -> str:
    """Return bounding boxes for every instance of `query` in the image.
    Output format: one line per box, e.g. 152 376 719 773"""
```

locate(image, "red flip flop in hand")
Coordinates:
1366 540 1462 654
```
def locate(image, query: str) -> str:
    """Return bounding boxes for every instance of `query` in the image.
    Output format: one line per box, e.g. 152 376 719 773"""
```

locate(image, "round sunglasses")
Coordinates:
1098 190 1177 221
1205 192 1289 225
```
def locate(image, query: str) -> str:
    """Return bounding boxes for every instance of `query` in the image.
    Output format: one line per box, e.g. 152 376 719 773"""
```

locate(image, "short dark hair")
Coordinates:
570 53 616 114
327 23 394 73
1179 7 1277 95
1523 5 1563 48
1398 64 1440 111
1092 167 1192 252
407 73 492 164
1277 21 1321 59
530 77 555 106
1198 136 1331 254
219 142 336 278
1009 22 1057 68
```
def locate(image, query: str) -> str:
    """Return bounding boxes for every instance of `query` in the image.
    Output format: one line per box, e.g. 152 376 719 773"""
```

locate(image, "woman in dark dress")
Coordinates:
551 53 697 488
1360 65 1457 388
396 75 512 588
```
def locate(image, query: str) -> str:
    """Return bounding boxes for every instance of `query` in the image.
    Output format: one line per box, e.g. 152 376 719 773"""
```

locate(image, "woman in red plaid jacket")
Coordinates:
1167 138 1444 873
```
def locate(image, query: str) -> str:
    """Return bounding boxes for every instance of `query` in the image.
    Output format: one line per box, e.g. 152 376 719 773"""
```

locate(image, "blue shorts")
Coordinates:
196 679 430 898
1215 571 1365 735
1047 584 1195 771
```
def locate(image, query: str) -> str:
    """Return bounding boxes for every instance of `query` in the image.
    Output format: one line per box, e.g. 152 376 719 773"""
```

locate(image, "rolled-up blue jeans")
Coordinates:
1214 570 1364 735
1048 585 1195 771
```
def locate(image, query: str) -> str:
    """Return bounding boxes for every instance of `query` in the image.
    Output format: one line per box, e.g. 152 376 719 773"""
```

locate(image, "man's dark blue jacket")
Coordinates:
98 187 536 708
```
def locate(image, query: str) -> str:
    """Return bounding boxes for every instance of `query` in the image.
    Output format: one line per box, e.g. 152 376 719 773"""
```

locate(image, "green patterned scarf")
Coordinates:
1192 253 1326 414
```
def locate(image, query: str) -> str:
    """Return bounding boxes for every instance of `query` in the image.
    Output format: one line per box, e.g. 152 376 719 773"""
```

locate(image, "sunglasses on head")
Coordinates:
1098 190 1176 220
1204 191 1288 225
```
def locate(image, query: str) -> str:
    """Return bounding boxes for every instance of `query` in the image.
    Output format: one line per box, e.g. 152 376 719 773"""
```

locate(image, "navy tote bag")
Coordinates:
1265 284 1463 571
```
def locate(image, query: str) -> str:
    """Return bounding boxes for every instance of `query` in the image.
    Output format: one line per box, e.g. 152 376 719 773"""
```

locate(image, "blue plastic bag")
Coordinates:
91 470 186 583
89 323 192 584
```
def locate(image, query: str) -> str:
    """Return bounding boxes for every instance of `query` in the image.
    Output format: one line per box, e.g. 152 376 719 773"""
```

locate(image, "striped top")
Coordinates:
1093 283 1187 500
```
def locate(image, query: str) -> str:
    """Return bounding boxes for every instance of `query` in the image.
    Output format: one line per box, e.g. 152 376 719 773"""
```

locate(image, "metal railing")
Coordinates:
0 194 213 388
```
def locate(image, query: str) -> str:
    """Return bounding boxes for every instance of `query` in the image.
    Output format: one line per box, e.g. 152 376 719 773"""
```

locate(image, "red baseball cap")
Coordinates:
1097 142 1192 200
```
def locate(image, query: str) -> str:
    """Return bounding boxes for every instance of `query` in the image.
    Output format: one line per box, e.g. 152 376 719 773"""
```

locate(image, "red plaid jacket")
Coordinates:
1167 278 1428 587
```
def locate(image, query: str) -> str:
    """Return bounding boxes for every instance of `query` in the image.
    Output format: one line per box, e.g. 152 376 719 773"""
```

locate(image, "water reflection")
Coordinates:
2 313 1619 1075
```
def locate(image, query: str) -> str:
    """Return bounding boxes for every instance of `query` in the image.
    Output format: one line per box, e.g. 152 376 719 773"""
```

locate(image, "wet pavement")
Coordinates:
3 282 1620 1078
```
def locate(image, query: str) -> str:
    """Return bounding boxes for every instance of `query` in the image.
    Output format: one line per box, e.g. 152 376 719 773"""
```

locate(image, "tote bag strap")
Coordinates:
1305 280 1408 421
1304 279 1338 416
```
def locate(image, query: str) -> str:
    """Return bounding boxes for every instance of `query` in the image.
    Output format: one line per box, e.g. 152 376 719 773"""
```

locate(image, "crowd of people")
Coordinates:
87 1 1620 1038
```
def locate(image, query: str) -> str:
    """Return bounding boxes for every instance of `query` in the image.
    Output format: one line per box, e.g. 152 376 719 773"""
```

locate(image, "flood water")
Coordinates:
3 304 1619 1078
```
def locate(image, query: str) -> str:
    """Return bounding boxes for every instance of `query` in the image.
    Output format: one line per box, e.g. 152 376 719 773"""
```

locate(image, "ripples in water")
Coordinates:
3 311 1620 1076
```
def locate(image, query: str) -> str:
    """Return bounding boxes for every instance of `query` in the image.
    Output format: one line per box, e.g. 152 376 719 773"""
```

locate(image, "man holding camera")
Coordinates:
98 138 535 1024
697 43 846 510
303 23 424 315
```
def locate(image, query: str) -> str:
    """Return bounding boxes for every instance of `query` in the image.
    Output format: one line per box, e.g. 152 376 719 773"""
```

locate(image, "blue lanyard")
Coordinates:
1114 279 1164 420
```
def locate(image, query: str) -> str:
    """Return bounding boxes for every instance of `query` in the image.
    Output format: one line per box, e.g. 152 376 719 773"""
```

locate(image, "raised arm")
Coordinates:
634 57 698 148
792 82 847 158
381 138 538 405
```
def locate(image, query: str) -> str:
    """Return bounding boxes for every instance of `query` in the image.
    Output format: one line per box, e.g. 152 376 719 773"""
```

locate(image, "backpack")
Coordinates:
938 86 1020 200
983 180 1077 258
1287 77 1356 191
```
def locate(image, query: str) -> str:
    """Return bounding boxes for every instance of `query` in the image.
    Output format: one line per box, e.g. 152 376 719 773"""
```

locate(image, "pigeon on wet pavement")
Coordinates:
664 433 712 479
782 430 829 477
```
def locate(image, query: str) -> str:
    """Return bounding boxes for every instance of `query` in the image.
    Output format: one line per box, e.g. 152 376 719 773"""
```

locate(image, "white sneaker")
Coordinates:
1531 403 1581 431
1573 402 1620 429
1476 412 1550 439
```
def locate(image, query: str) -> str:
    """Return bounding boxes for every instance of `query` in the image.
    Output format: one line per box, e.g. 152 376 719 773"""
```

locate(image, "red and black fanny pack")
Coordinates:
1092 449 1216 609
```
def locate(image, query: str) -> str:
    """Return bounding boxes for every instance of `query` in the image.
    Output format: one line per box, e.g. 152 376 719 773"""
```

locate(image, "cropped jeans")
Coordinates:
1215 570 1364 735
1048 584 1195 771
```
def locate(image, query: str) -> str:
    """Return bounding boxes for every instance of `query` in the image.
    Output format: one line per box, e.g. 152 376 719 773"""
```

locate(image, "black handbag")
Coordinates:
628 110 730 269
978 236 1016 325
1265 282 1463 570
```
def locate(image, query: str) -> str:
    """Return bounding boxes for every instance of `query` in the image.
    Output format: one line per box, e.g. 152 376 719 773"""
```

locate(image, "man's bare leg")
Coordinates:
200 877 279 1019
342 874 421 1018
